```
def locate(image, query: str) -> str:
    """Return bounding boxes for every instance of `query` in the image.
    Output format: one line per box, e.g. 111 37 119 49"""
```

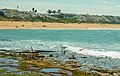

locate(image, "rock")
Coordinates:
49 54 53 57
113 73 118 76
81 56 87 58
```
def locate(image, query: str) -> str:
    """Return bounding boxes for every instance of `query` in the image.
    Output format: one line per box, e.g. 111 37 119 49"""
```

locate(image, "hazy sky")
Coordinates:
0 0 120 16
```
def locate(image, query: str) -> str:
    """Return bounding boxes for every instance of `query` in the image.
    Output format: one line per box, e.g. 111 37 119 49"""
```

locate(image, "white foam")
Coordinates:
1 40 120 59
80 49 120 59
64 46 84 52
63 45 120 59
0 47 20 50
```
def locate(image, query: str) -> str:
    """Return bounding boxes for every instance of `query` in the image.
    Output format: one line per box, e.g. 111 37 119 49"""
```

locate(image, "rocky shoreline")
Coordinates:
0 49 120 76
19 54 120 76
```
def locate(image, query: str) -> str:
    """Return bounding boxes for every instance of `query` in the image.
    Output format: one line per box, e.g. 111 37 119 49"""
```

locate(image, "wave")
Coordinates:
61 45 120 59
80 50 120 59
0 47 21 51
1 40 120 59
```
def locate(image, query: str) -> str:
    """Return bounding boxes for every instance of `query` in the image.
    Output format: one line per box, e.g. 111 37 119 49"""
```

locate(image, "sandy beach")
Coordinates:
0 21 120 29
0 21 120 76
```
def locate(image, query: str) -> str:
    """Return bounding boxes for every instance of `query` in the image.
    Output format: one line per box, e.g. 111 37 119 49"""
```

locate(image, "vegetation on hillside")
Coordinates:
0 8 120 24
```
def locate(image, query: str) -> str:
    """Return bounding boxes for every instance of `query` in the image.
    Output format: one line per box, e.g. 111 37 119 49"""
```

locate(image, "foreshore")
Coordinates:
0 21 120 29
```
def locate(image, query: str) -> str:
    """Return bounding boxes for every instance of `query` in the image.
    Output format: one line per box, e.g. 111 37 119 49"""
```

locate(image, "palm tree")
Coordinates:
17 6 19 10
52 10 56 15
32 8 35 12
47 9 52 15
34 10 37 13
57 9 61 14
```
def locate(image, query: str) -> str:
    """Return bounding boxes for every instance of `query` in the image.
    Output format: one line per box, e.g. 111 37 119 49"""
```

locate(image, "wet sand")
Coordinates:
0 21 120 29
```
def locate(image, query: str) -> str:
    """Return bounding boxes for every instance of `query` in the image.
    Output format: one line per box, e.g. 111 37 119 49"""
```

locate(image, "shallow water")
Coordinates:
41 68 73 76
41 68 61 73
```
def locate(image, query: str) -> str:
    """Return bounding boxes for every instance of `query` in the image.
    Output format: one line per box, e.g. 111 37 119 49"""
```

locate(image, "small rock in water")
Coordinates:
49 54 53 57
52 74 62 76
81 56 87 58
69 57 76 59
66 71 73 76
113 73 118 76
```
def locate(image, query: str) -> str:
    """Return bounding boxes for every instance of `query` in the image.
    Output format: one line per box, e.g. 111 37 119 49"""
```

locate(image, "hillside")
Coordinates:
0 8 120 24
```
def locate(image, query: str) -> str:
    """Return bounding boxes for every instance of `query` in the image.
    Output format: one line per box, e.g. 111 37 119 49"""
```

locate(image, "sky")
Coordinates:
0 0 120 16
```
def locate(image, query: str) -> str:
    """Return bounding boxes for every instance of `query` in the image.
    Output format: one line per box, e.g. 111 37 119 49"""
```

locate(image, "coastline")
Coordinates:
0 21 120 30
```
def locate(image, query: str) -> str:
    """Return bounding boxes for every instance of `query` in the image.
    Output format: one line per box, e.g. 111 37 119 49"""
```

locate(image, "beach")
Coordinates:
0 21 120 29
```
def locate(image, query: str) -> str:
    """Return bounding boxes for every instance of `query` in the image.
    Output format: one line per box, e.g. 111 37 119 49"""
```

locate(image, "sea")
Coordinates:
0 29 120 73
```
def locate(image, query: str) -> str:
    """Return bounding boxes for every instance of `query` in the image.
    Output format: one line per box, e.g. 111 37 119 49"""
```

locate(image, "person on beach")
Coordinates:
22 24 24 27
43 25 46 27
16 26 18 28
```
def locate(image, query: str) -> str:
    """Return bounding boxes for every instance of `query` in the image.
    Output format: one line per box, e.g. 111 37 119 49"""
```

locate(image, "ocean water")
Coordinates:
0 29 120 72
0 29 120 58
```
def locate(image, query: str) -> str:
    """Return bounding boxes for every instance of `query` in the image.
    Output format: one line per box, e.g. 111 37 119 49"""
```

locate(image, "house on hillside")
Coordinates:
0 10 5 16
0 9 14 18
4 13 13 18
62 13 76 18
